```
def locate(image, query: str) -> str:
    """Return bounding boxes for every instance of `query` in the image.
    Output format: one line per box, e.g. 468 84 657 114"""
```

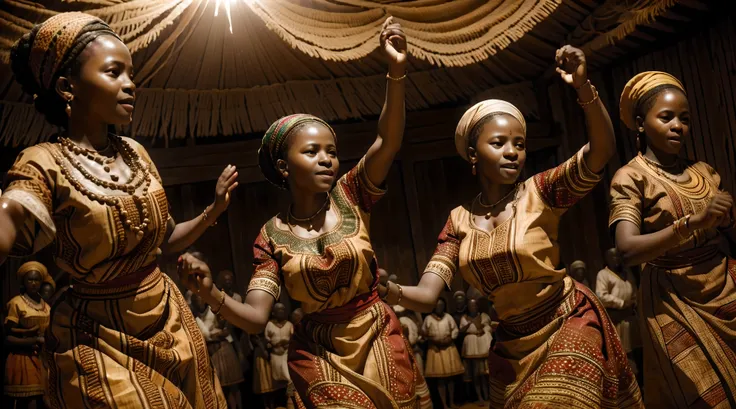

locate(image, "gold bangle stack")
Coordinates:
576 83 599 107
672 214 692 243
383 281 403 305
211 288 226 318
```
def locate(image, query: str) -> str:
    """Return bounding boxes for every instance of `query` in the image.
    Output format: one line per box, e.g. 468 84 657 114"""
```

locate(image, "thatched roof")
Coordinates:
0 0 716 146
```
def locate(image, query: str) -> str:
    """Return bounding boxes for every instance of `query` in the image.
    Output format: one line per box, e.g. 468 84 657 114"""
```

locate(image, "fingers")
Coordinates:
225 171 239 187
227 181 239 194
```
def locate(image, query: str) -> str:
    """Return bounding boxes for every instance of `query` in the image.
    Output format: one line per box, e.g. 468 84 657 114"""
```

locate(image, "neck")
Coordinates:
290 191 329 219
25 292 41 302
479 178 516 206
609 264 624 275
644 145 678 167
469 311 478 317
66 116 110 151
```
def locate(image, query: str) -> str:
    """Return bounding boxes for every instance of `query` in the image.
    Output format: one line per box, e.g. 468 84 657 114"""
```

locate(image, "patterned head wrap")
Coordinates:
455 99 526 161
258 114 336 187
16 261 52 285
21 12 119 93
619 71 685 131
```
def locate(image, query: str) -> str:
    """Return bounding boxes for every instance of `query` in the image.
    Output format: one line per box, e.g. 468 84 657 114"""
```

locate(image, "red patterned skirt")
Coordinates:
288 292 419 409
488 280 643 408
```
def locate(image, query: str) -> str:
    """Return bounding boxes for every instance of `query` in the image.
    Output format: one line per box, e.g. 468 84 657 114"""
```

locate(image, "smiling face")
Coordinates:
277 122 339 193
60 35 136 126
637 88 690 156
468 114 527 185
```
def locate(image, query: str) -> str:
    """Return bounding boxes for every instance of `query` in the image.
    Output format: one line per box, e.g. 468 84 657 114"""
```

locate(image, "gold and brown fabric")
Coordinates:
610 156 736 408
247 158 420 408
2 139 227 408
424 147 643 408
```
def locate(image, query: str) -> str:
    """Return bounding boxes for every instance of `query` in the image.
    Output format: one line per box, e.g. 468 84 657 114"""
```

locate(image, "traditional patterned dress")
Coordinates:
265 319 294 382
425 147 643 408
4 294 50 398
610 155 736 408
2 139 226 408
460 312 492 381
247 158 418 409
595 267 640 354
422 313 464 378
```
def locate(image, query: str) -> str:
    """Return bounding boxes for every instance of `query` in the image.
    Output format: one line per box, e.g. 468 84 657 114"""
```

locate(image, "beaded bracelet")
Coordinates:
386 73 407 81
576 84 599 107
202 206 218 227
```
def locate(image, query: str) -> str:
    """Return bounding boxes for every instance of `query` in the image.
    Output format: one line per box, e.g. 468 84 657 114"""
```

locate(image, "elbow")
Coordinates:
615 244 639 267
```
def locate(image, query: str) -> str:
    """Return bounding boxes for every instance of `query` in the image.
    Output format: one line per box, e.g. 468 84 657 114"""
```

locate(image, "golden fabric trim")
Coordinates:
424 259 455 289
247 277 281 299
4 383 45 397
2 189 56 254
609 205 642 230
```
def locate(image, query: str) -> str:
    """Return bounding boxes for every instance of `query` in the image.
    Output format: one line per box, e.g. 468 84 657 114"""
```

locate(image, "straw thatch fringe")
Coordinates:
581 0 679 53
248 0 563 67
0 77 537 145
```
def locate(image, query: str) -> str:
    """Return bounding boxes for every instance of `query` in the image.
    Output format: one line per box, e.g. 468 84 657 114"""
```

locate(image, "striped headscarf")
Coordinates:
16 261 53 285
20 12 119 93
258 114 336 187
619 71 685 131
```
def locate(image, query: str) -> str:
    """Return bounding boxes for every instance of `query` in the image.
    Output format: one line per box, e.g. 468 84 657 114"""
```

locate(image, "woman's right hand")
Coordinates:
690 192 734 230
177 253 214 299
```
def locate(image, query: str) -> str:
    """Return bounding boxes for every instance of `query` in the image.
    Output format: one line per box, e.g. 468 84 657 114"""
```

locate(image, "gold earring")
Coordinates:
65 95 74 117
472 163 476 176
638 127 644 133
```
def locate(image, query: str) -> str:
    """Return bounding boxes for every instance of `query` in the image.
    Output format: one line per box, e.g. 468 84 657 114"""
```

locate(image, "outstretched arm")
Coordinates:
364 17 408 187
555 45 615 174
178 253 273 333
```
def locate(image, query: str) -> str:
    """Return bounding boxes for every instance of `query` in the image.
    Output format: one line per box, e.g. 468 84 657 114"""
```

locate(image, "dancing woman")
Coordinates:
385 46 643 408
0 12 238 408
611 71 736 408
179 17 422 409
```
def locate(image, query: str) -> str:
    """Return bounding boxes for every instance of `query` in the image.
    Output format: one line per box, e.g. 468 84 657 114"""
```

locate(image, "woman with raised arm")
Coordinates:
611 71 736 408
0 12 238 408
383 46 643 408
179 17 423 409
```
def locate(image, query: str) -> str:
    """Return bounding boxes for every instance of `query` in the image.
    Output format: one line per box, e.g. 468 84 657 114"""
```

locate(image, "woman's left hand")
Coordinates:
212 165 239 214
177 253 214 298
555 45 588 89
380 17 407 71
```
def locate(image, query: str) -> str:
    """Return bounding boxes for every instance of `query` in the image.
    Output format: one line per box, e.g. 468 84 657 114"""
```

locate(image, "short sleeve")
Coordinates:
2 145 58 256
609 168 645 232
532 145 603 209
336 156 386 213
5 298 21 324
423 216 461 289
247 230 281 300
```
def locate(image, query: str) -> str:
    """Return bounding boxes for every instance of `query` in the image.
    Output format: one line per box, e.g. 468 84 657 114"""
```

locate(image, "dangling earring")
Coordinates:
65 95 74 118
471 163 476 176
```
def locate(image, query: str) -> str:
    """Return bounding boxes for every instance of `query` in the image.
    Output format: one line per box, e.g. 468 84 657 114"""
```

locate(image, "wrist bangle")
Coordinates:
211 289 226 315
202 206 218 227
574 79 591 90
386 72 406 81
576 84 599 107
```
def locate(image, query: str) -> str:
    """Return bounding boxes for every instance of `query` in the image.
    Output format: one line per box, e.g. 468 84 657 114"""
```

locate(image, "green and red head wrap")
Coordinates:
258 114 336 188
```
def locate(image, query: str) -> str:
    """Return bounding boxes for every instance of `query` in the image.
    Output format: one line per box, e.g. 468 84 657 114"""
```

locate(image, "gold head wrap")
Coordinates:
16 261 52 285
619 71 685 131
570 260 587 271
455 100 526 161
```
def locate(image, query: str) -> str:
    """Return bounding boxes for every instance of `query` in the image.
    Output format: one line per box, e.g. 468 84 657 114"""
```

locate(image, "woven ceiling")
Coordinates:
0 0 713 146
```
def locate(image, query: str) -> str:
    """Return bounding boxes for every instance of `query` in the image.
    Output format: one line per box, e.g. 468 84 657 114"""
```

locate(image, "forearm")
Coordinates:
377 64 406 156
397 273 445 313
202 286 273 334
160 204 220 255
578 81 616 173
5 335 37 348
616 223 685 266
